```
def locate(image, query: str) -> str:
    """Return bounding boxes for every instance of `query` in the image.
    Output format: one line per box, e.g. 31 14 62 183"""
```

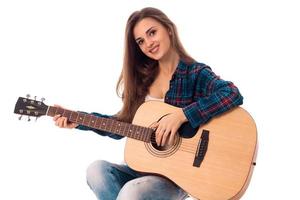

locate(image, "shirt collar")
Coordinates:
173 59 190 78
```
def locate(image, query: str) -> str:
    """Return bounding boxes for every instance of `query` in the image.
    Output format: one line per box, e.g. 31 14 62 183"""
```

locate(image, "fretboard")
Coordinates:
47 106 153 142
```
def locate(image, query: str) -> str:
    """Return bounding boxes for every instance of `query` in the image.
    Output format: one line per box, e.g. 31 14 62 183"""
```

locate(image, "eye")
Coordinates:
149 30 156 36
137 39 144 46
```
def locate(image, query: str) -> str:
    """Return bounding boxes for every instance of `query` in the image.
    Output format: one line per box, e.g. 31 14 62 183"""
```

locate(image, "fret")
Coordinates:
141 127 147 141
131 125 137 139
136 126 142 141
113 120 118 135
110 119 116 133
53 107 58 115
75 112 80 123
62 109 66 117
143 128 148 142
134 125 139 140
63 110 72 119
115 121 121 135
127 125 133 137
141 127 147 142
77 113 86 124
83 114 91 126
119 122 125 136
95 117 101 129
105 119 111 132
121 123 127 137
47 106 56 117
101 118 108 132
123 123 129 137
56 108 65 115
106 118 111 132
132 126 137 139
70 111 78 122
147 128 153 142
89 115 97 129
109 119 115 133
110 119 115 133
56 108 62 115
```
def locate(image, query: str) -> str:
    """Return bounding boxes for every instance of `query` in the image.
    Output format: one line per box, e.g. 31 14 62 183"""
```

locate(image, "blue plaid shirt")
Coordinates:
77 60 243 139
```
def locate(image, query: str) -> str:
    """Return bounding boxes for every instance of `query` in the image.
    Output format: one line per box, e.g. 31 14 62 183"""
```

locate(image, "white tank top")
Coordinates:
145 95 164 102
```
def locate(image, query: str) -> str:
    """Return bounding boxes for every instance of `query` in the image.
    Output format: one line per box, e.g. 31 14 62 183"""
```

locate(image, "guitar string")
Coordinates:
51 109 200 153
147 145 196 152
78 121 200 151
147 140 198 152
68 112 200 147
146 144 196 152
148 140 198 150
178 149 195 153
149 138 200 146
51 109 210 154
67 112 200 152
72 121 199 151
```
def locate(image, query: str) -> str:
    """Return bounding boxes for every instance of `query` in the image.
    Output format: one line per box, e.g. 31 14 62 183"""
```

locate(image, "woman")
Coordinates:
53 7 243 200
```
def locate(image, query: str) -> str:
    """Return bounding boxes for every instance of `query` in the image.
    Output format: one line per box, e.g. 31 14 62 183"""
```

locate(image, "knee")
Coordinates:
117 176 155 200
117 176 187 200
86 160 111 187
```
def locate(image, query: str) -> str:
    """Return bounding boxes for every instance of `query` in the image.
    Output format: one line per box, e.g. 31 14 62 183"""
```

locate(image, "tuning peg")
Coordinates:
26 94 30 99
38 97 46 106
27 116 31 122
18 115 23 120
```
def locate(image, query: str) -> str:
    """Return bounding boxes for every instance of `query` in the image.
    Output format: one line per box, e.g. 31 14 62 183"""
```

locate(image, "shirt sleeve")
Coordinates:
182 67 243 128
75 112 124 140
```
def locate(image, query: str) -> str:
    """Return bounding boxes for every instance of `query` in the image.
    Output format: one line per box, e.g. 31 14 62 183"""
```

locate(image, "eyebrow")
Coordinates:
135 26 156 42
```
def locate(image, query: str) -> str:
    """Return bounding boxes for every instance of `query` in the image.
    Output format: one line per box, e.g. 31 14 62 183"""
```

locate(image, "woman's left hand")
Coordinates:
150 108 188 146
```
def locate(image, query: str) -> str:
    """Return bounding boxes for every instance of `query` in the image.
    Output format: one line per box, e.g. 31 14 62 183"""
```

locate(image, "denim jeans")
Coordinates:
86 160 188 200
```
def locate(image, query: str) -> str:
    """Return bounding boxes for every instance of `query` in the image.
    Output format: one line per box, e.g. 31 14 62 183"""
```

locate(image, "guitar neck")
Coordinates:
47 106 153 142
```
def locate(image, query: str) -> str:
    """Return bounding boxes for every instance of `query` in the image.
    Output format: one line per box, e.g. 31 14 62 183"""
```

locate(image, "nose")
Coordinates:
145 38 154 48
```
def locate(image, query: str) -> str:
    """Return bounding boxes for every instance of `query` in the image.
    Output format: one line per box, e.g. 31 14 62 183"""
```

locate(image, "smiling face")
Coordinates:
133 17 172 61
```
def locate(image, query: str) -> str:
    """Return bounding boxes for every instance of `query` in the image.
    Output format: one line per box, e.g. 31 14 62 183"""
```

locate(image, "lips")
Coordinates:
149 45 159 54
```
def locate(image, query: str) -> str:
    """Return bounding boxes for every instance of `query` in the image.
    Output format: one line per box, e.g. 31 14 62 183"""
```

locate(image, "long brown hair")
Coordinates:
116 7 195 123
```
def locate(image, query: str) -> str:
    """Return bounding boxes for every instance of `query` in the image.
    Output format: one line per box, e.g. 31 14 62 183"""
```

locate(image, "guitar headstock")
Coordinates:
14 95 49 121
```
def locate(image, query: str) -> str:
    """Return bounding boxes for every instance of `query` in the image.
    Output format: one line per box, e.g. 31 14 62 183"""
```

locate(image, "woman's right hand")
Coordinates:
52 104 78 129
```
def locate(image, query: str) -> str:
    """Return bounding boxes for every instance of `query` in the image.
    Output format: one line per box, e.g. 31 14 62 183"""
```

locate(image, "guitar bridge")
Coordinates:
193 129 209 167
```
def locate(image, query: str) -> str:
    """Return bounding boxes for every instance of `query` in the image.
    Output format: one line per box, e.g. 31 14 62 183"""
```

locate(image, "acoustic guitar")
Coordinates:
14 96 257 200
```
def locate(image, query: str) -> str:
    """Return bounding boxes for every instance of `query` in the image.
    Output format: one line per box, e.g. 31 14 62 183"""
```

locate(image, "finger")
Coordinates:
58 118 64 128
70 123 78 129
156 127 166 146
156 132 162 146
55 118 62 126
53 114 61 121
155 131 163 146
161 128 171 146
155 124 162 145
168 129 177 145
155 123 162 133
63 117 68 128
58 117 67 128
61 117 68 128
54 104 63 108
149 122 159 130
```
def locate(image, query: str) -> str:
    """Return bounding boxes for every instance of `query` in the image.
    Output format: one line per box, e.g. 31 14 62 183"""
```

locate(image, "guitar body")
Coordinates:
125 101 257 200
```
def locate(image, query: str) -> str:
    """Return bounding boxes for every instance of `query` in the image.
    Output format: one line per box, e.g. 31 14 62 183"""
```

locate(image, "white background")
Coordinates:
1 0 299 199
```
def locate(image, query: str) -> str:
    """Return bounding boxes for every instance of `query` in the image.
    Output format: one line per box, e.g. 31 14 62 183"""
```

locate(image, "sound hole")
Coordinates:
150 133 174 151
145 132 181 158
